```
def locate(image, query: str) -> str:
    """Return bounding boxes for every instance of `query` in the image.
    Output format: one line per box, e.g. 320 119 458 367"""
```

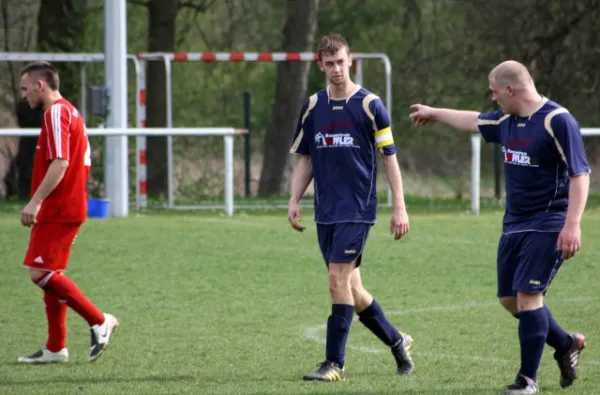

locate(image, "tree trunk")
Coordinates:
13 99 43 198
257 0 319 197
37 0 86 107
145 0 180 198
4 0 85 199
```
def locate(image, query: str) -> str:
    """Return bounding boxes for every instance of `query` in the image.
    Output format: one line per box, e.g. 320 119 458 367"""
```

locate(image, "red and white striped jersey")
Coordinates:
32 98 91 223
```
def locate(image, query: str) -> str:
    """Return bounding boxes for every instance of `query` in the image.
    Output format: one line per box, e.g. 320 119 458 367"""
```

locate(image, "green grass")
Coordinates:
1 207 600 394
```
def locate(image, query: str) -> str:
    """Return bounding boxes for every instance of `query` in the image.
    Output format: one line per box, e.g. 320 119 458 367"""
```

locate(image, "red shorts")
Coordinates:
23 222 82 272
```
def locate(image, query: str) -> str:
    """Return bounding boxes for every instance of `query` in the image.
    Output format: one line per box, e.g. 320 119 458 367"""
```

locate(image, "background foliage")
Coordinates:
1 0 599 202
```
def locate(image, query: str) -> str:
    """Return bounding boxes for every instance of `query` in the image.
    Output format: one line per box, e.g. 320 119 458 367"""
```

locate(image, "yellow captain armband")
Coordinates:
374 127 394 148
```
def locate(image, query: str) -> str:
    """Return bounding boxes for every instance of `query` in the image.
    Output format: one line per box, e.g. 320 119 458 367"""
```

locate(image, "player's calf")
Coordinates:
354 296 415 375
34 270 105 326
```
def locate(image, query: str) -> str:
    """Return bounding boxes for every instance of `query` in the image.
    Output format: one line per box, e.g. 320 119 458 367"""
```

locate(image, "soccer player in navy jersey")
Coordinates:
288 33 414 382
410 60 589 394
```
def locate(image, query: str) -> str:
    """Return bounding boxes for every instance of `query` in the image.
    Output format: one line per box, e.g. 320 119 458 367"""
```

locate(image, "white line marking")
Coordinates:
303 297 600 366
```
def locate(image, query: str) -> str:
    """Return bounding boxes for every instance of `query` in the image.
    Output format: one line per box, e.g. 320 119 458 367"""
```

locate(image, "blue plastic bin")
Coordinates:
87 198 110 219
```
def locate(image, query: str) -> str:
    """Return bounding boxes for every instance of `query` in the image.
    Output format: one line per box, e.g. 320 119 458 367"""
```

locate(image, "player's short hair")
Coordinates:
317 33 350 60
20 61 60 90
489 60 533 88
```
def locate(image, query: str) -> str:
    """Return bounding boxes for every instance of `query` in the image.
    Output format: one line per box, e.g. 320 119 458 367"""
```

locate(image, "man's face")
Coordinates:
489 77 516 115
318 47 352 86
20 73 44 109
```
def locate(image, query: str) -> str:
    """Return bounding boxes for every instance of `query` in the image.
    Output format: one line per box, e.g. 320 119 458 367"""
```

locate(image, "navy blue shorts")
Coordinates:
316 222 372 267
497 231 563 297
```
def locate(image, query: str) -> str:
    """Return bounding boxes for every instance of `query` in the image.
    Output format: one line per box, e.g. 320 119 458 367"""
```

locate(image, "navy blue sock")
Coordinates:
514 307 570 353
325 304 354 368
518 307 549 381
544 305 571 353
358 300 401 347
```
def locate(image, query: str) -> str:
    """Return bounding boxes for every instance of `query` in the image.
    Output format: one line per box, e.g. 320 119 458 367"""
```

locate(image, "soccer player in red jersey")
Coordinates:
17 61 119 364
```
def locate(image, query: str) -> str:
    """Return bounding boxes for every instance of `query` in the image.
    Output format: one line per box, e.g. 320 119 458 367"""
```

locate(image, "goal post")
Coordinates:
0 127 246 216
582 128 600 136
134 51 394 209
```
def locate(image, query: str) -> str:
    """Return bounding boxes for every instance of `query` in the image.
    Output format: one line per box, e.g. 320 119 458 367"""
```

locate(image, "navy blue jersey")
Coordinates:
477 98 590 233
289 86 396 224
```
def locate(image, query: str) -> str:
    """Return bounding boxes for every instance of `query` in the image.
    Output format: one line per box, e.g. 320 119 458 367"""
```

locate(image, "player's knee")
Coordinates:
29 269 54 287
351 282 365 297
351 280 371 301
328 267 351 293
516 291 544 312
498 296 518 315
352 287 373 312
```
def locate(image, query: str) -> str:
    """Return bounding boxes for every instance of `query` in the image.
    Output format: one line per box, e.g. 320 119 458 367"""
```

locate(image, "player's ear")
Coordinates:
35 79 44 91
317 61 325 72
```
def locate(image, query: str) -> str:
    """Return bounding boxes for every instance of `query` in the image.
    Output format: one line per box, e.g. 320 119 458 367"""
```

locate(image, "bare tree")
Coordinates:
2 0 85 199
129 0 215 197
258 0 319 196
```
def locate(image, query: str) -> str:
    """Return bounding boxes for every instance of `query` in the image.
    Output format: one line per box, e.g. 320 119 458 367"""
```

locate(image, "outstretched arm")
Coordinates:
410 104 480 133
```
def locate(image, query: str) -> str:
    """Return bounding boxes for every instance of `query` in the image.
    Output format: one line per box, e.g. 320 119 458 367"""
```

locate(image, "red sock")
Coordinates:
38 272 104 327
44 292 67 352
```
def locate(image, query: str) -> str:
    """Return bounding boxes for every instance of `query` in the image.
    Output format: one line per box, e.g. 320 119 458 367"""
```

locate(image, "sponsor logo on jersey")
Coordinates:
315 132 359 149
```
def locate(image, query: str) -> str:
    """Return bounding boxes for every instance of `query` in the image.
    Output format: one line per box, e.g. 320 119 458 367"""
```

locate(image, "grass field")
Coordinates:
1 203 599 395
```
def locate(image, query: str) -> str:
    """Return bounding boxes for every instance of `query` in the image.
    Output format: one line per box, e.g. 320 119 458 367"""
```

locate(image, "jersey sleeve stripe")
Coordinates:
477 114 510 125
543 108 569 166
361 94 378 132
289 94 318 154
51 104 63 157
302 94 318 123
289 129 305 153
43 112 52 154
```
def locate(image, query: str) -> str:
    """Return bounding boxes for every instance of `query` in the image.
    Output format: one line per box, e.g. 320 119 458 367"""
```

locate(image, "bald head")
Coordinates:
487 60 543 116
489 60 534 88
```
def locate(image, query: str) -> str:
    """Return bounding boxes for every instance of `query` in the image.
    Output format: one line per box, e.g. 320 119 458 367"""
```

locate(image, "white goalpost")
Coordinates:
582 128 600 137
0 127 246 216
134 51 395 210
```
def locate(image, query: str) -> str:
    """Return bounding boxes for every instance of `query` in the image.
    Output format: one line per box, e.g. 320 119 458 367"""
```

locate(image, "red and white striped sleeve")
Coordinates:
44 104 71 161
